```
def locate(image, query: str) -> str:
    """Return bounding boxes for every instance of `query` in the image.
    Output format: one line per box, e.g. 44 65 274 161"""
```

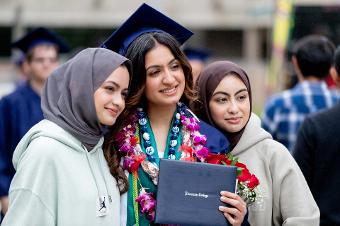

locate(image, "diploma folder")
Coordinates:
155 159 237 226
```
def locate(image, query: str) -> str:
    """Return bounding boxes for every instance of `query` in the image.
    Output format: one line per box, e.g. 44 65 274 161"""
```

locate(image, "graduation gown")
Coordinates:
0 82 43 196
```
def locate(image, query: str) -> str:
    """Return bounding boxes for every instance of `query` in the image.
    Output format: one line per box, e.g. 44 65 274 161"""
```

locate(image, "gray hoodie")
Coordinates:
2 120 120 226
232 113 319 226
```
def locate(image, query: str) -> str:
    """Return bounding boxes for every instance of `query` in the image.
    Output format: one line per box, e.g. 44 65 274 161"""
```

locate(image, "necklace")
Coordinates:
113 102 211 224
137 104 181 162
114 102 209 177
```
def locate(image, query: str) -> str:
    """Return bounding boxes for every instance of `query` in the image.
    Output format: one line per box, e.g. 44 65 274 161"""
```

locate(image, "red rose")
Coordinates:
237 167 251 182
247 174 260 189
206 153 231 165
235 162 247 169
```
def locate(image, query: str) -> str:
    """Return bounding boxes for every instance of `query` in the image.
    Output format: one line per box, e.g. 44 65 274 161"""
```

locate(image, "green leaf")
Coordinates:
236 167 243 176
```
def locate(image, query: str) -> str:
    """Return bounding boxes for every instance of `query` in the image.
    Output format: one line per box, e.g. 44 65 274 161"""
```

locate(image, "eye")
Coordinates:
49 57 58 63
148 69 161 77
104 86 115 92
170 62 180 70
215 97 228 104
236 93 248 102
32 58 44 64
121 90 129 99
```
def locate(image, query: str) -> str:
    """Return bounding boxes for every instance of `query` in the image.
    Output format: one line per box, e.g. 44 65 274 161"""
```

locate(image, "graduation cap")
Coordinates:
183 47 212 62
12 27 70 54
101 3 193 55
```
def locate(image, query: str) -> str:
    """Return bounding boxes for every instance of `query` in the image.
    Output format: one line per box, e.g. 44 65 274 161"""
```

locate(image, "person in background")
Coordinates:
2 48 131 225
183 46 211 84
101 4 247 226
0 27 70 216
195 60 320 226
293 46 340 226
262 35 338 152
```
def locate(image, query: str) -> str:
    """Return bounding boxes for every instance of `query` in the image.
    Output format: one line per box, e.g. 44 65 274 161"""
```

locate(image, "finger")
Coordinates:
220 191 237 198
219 206 243 226
219 205 240 216
219 203 247 225
220 196 246 210
220 191 246 203
223 212 236 225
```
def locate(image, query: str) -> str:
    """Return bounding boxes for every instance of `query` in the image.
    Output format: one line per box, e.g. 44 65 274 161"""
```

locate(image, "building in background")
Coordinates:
0 0 339 110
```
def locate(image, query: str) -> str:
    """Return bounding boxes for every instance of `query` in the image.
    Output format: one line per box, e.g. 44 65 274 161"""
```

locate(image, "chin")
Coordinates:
231 127 243 133
166 98 181 106
102 118 116 126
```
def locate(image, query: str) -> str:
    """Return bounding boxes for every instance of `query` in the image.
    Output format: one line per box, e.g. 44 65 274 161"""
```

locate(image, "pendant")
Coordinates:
96 195 109 217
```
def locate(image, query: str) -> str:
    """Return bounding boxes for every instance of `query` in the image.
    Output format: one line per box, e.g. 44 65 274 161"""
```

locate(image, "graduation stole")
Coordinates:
113 103 209 225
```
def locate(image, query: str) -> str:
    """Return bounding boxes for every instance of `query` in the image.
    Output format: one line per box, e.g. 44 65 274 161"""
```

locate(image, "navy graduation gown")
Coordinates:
198 119 229 154
0 82 43 196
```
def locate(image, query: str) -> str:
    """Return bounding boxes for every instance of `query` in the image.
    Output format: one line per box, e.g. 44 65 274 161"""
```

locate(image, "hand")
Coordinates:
219 191 247 226
1 196 9 215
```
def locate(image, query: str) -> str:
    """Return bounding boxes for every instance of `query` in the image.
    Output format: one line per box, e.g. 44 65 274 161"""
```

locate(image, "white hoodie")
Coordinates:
232 113 319 226
2 120 120 226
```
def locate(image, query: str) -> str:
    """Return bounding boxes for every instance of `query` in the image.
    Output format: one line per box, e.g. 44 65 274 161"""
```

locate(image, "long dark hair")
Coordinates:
124 31 196 110
103 60 132 194
104 31 195 193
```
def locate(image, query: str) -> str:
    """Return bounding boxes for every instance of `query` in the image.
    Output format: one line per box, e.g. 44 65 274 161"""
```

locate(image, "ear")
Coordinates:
292 56 303 81
329 66 340 87
23 59 31 73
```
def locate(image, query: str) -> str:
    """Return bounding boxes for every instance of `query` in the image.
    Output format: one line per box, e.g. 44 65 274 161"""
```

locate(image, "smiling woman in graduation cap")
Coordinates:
102 4 247 226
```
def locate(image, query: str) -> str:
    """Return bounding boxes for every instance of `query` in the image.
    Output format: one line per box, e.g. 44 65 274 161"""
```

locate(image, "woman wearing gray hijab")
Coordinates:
2 48 131 226
195 61 320 226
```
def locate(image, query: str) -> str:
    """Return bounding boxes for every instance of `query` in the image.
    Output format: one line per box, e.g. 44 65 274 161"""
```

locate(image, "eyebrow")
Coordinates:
145 58 178 71
212 88 248 97
104 81 119 88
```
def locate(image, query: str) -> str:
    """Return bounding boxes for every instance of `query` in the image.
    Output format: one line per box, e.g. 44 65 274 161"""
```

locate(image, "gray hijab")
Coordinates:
42 48 131 151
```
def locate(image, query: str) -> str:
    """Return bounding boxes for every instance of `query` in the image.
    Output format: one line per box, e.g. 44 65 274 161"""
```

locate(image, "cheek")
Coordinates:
120 100 126 113
177 71 185 83
209 103 224 122
144 79 157 98
94 91 108 108
241 102 251 118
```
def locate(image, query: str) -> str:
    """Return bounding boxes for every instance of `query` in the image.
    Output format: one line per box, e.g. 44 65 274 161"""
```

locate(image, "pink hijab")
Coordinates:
196 61 252 150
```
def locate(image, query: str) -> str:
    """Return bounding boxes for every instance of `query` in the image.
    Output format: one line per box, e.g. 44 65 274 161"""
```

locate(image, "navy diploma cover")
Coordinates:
155 159 237 226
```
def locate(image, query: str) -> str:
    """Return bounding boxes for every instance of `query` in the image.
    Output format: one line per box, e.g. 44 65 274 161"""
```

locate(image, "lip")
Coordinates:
225 117 241 124
160 85 178 96
105 107 119 117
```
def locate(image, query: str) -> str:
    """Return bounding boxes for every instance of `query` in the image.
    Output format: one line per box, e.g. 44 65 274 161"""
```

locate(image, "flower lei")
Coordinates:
113 103 259 224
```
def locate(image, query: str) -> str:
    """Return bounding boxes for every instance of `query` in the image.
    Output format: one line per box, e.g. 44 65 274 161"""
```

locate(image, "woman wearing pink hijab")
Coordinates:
195 60 319 226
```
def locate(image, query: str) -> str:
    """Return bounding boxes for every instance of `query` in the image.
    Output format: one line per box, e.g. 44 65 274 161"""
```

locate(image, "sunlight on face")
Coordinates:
208 74 251 133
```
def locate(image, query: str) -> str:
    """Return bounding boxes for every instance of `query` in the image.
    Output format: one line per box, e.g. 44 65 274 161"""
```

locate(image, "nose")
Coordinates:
228 99 239 114
112 93 125 110
162 68 175 84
